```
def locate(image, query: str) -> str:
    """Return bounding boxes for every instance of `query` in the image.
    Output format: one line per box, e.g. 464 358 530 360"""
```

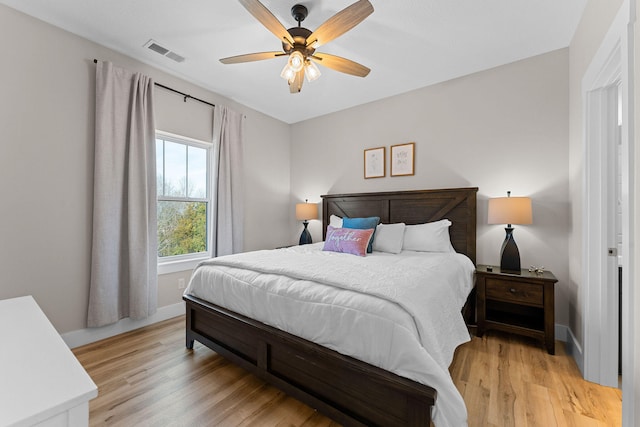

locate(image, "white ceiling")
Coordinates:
2 0 587 124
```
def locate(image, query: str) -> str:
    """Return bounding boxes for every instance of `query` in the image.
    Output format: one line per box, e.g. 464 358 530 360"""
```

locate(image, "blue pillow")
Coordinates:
342 216 380 253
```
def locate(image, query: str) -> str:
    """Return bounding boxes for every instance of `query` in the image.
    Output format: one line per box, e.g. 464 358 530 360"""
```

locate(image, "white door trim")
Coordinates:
581 1 634 425
583 84 619 387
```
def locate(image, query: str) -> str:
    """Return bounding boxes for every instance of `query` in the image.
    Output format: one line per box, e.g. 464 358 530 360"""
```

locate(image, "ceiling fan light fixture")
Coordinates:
288 51 305 72
305 60 321 82
224 0 374 93
280 63 296 82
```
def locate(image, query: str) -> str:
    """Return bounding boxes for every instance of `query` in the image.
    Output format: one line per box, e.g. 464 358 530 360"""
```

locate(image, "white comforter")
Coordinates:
185 243 474 427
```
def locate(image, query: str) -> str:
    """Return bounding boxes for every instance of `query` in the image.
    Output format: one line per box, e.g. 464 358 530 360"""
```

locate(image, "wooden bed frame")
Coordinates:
184 187 477 426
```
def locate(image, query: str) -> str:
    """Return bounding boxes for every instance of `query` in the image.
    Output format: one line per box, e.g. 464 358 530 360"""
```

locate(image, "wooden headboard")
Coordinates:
321 187 478 264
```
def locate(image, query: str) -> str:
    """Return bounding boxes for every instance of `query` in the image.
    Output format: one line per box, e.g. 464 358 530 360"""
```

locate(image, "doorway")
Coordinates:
581 2 633 426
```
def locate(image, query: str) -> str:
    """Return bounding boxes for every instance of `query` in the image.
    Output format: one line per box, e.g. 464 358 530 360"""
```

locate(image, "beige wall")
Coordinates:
567 0 624 345
291 49 572 327
0 5 291 334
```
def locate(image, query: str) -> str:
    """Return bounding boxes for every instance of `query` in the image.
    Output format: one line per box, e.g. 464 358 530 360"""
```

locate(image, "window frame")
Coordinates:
155 130 213 274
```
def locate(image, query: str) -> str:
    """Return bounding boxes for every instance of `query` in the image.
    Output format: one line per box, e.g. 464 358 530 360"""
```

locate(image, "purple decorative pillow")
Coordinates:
323 226 375 257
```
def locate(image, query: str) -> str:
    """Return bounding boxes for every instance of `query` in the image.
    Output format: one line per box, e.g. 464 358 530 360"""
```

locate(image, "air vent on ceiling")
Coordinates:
144 39 185 63
165 51 185 63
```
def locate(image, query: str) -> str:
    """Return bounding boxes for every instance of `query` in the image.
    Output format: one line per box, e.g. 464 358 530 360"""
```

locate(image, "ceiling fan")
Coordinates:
220 0 374 94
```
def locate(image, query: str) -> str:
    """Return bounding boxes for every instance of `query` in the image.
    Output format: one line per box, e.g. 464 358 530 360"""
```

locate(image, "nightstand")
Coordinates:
476 265 558 354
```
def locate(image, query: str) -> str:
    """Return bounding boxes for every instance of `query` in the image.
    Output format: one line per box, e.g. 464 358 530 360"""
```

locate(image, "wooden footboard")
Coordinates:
184 294 436 427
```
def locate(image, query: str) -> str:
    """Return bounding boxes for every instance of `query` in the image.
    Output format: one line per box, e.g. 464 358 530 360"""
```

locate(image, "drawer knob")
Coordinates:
509 288 517 294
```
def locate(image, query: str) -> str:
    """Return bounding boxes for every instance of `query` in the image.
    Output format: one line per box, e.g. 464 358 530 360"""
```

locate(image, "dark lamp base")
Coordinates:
299 221 312 245
500 226 522 273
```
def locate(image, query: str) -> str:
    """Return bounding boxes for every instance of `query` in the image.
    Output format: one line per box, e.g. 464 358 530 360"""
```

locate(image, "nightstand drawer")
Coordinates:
485 279 543 306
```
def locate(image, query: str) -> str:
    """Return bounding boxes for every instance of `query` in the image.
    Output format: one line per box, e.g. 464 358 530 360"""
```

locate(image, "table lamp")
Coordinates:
488 191 532 272
296 200 318 245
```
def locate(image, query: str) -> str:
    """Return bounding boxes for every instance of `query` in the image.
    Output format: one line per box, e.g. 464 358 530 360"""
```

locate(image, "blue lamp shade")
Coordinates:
296 201 318 245
488 193 533 272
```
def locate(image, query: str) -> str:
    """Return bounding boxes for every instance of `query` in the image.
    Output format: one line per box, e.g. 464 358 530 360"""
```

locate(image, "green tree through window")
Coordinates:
156 132 210 259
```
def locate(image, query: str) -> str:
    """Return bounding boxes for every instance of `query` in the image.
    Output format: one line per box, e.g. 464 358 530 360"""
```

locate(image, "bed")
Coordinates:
183 187 477 427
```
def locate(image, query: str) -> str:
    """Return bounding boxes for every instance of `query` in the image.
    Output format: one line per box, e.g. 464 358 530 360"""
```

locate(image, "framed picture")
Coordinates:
390 142 415 177
364 147 385 179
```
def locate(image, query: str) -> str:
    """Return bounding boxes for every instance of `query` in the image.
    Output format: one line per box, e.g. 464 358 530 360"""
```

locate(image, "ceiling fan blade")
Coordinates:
306 0 374 49
311 53 370 77
220 51 285 64
289 69 304 93
238 0 295 47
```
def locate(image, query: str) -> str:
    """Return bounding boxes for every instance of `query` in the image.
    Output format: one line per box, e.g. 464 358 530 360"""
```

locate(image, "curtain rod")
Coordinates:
93 59 215 109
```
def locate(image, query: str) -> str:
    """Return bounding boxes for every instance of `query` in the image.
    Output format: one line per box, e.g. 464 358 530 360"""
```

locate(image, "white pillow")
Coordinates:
372 223 406 254
329 214 343 228
402 219 456 252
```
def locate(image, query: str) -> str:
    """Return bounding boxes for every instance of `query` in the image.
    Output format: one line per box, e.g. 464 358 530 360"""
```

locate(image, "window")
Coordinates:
156 131 212 272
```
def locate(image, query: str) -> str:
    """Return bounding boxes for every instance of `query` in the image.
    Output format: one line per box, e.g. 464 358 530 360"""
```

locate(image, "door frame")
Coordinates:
581 0 634 424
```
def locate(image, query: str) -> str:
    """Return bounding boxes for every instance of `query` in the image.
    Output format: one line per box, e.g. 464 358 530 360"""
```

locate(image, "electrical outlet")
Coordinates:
178 278 186 289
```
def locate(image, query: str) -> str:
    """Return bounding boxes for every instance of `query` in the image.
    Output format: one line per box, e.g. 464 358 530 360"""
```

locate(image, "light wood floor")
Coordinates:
450 331 621 427
73 317 621 427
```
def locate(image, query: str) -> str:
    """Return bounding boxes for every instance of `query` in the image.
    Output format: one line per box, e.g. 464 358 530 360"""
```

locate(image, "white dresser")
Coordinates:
0 296 97 427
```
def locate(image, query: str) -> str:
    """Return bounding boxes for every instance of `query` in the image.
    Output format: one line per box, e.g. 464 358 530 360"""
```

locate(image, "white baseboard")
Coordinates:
556 323 584 375
555 323 568 342
62 302 185 349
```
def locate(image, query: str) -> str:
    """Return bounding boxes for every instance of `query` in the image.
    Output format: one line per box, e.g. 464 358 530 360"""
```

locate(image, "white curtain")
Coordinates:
212 106 244 256
87 61 158 327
